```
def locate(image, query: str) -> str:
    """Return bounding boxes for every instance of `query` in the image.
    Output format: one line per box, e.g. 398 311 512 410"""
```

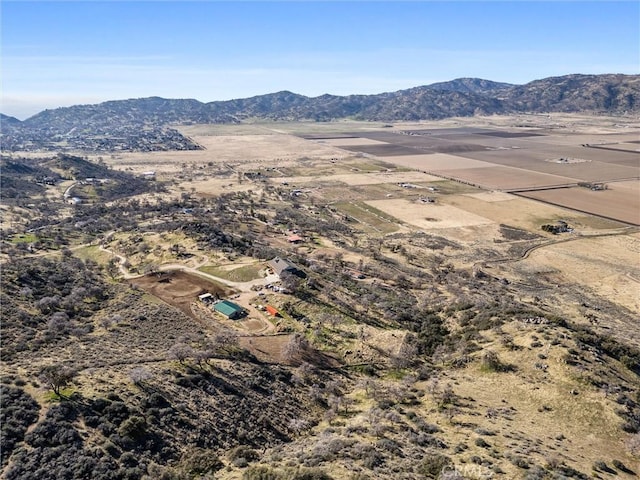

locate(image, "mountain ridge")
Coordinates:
5 74 638 123
2 74 638 152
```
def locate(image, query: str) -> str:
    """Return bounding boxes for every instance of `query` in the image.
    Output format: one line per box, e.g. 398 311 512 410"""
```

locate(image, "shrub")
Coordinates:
362 450 384 469
180 448 223 476
480 352 515 373
593 461 615 474
243 466 281 480
612 459 633 474
290 469 334 480
101 440 120 458
474 428 496 436
119 452 138 468
453 443 467 454
242 466 333 480
509 455 530 469
118 416 147 439
228 445 259 467
475 437 490 448
417 454 451 478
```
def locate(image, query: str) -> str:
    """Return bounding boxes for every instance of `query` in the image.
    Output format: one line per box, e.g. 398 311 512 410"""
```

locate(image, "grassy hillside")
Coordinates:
2 118 639 479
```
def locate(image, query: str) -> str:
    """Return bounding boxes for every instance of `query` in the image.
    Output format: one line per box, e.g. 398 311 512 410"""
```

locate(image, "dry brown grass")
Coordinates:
521 233 640 314
365 198 494 230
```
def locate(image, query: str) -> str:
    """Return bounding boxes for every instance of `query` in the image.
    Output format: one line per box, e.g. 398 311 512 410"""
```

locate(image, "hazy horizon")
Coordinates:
2 1 639 120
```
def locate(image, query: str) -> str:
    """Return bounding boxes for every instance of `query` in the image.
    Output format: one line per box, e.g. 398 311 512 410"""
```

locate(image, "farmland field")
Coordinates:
434 165 575 190
462 146 640 177
365 198 494 230
337 143 423 156
101 114 639 226
275 170 441 186
445 193 594 232
294 122 639 225
333 201 402 233
378 153 497 170
320 137 389 147
516 183 640 225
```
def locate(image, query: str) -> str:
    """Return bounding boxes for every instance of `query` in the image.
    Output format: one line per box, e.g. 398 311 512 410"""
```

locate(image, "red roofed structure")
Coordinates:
287 234 304 243
265 305 279 317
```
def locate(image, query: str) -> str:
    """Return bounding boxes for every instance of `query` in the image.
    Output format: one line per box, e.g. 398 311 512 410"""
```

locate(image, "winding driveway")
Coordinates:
98 244 279 292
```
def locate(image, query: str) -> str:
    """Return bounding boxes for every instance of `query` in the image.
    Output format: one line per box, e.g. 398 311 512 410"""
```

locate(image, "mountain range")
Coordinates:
1 74 638 152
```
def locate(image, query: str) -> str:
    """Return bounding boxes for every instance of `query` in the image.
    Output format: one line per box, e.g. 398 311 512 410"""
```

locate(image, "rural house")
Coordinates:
268 257 299 277
287 234 304 244
213 300 245 319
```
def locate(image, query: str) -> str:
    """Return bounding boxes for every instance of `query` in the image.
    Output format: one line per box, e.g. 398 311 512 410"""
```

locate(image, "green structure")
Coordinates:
213 300 244 319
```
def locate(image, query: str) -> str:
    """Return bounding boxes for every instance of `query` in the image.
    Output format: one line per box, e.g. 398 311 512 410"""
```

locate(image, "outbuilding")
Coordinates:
198 293 214 303
213 300 245 319
287 234 304 244
265 305 280 317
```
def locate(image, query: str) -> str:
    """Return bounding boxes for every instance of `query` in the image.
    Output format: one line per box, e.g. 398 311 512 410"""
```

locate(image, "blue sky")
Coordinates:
1 1 639 119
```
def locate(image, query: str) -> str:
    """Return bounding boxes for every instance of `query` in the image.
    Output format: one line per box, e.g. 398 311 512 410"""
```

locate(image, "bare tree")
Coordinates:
38 364 76 396
317 312 343 329
357 325 369 342
432 344 449 366
213 329 239 352
279 271 303 293
168 342 194 365
323 408 338 425
288 418 310 437
308 384 323 404
106 258 120 279
129 366 152 386
390 335 419 369
327 394 343 413
193 348 214 367
357 378 377 398
101 313 122 330
281 333 310 363
294 362 316 384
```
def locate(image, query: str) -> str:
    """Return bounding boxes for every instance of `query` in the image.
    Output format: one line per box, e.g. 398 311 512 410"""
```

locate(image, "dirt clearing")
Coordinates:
130 271 230 319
